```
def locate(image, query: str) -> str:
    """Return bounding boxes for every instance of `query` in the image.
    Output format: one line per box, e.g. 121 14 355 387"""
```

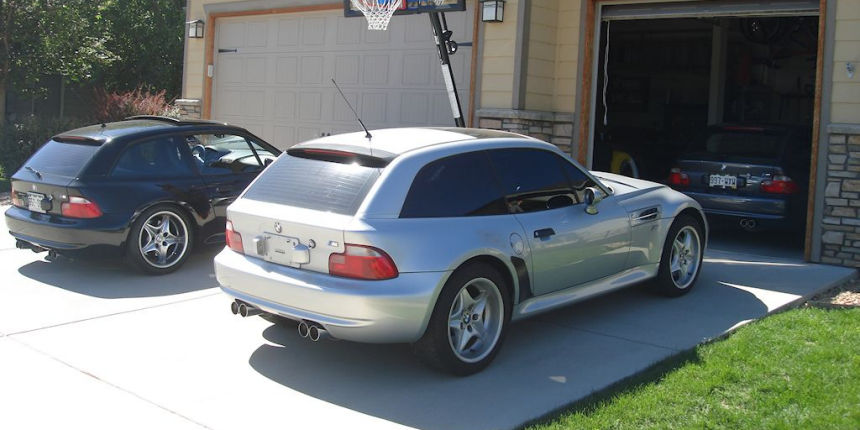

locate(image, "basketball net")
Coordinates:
351 0 447 31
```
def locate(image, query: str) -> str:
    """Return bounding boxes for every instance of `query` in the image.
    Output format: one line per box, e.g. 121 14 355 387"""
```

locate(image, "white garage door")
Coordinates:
212 7 473 149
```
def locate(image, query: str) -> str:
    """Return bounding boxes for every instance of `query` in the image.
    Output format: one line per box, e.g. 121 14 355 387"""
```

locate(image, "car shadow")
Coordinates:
15 246 222 299
244 250 839 430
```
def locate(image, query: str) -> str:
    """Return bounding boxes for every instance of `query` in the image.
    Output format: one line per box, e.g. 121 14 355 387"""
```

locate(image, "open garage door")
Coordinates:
212 7 473 149
590 0 820 255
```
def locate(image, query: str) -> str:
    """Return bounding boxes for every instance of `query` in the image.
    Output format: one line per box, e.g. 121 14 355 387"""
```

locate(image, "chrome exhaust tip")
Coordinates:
297 321 310 338
739 218 758 231
308 325 330 342
230 301 239 315
237 303 261 318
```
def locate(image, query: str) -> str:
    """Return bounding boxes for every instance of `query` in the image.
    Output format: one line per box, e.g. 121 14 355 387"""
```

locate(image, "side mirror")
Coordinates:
584 187 605 215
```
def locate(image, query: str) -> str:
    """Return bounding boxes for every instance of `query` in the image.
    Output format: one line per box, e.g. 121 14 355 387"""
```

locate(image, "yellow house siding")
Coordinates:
480 0 520 109
552 0 580 113
831 0 860 123
524 0 559 111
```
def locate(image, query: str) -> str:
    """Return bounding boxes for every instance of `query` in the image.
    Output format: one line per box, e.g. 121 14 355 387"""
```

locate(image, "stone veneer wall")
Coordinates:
476 108 575 156
820 124 860 268
175 99 202 120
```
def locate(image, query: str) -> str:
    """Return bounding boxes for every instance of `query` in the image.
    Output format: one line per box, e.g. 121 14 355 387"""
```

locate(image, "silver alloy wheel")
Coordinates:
447 277 504 363
669 225 701 289
138 211 189 269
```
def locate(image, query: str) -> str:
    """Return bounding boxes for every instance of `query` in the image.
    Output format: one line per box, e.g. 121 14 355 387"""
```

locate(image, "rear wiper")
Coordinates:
25 166 42 179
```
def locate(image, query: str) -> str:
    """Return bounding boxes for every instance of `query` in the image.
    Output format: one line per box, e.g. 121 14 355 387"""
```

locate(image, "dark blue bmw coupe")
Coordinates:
5 116 280 274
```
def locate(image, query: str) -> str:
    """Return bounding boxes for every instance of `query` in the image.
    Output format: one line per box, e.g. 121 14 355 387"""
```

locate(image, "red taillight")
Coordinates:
760 176 798 194
329 244 398 280
10 183 24 208
668 168 690 187
61 196 102 218
225 220 244 254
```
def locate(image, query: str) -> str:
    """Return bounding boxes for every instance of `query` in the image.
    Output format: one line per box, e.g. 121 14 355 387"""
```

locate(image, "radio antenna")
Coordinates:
332 78 372 141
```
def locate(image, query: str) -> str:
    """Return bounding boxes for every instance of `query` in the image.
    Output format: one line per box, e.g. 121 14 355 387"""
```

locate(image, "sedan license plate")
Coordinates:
709 174 737 189
27 192 46 213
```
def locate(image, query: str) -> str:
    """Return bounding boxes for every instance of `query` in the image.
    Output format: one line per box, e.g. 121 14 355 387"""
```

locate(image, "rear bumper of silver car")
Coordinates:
214 248 448 343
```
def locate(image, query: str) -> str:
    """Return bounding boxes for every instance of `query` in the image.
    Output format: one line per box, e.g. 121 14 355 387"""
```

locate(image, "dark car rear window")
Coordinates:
23 140 100 178
243 154 380 215
705 131 785 159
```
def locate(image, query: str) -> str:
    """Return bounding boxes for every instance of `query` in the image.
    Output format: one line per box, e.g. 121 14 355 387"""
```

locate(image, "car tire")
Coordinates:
412 263 511 376
126 205 193 275
652 214 704 297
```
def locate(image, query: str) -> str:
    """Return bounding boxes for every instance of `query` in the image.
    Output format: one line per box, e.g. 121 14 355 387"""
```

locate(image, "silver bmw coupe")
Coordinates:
214 128 707 375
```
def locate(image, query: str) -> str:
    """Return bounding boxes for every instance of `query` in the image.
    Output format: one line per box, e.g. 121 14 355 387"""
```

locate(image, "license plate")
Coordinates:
264 234 303 266
709 174 737 189
27 192 46 213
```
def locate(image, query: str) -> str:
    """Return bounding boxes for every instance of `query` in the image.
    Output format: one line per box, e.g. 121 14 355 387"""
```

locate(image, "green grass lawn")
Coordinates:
529 307 860 430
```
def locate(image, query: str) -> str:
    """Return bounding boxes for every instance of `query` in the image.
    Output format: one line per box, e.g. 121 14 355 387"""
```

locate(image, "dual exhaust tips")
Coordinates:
229 300 330 342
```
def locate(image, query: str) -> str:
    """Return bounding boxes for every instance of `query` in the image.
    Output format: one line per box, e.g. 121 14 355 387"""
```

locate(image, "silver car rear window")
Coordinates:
243 154 380 215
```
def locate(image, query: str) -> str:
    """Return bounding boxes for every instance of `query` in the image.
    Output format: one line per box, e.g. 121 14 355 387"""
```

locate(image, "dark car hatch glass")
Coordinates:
23 140 100 179
243 154 380 215
703 130 784 160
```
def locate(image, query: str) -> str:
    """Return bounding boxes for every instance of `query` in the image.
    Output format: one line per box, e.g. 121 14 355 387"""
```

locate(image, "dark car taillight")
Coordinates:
226 220 244 254
668 168 690 187
61 196 102 218
329 244 398 280
10 182 24 208
760 176 798 194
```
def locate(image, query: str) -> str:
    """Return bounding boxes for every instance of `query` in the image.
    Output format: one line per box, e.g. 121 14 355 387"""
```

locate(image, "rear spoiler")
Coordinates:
287 145 394 168
52 135 105 145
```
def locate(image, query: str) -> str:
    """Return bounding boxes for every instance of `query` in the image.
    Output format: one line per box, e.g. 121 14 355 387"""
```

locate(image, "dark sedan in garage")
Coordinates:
666 124 811 231
5 116 280 274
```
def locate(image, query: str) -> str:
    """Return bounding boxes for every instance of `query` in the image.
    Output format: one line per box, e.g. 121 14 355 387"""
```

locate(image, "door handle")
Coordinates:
534 228 556 239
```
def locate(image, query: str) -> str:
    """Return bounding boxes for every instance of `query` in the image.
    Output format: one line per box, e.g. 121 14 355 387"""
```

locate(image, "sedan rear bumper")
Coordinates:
214 248 448 343
5 206 128 251
681 191 790 220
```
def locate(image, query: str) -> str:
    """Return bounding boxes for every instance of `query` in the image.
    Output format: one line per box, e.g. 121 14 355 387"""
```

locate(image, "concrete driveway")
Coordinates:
0 206 855 430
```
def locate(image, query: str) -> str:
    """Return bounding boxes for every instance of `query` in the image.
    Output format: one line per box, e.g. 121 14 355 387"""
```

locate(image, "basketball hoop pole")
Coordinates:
428 12 465 128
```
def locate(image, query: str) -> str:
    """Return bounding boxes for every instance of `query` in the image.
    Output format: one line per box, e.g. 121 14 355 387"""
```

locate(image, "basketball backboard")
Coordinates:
343 0 466 18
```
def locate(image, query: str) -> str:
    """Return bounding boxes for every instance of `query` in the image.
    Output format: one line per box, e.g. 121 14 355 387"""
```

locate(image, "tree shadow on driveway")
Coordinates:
246 262 792 430
14 246 222 299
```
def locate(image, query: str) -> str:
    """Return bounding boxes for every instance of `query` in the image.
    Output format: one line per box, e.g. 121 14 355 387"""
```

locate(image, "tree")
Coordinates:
99 0 185 99
0 0 113 122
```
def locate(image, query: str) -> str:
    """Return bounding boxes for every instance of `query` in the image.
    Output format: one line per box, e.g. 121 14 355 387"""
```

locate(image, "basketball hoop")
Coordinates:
350 0 402 31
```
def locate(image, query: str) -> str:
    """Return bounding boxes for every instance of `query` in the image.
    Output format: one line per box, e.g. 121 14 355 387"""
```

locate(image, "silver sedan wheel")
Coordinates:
138 211 189 269
669 225 701 289
447 278 505 363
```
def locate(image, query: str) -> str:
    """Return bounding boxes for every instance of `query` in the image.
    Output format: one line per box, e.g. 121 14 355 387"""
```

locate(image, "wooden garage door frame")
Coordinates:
201 2 481 126
576 0 827 261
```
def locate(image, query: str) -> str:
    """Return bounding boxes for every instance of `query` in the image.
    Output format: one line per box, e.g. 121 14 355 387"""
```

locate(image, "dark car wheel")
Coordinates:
652 214 704 297
412 263 510 376
126 205 193 275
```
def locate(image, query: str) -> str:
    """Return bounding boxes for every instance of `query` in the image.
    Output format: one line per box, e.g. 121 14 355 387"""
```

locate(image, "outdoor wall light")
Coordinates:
187 19 205 39
481 0 505 23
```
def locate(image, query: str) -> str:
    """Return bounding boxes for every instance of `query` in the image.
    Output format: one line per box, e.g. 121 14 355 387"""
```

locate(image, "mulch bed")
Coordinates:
807 278 860 309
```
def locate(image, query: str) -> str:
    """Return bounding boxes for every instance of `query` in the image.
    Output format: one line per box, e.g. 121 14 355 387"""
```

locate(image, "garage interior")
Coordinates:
591 9 819 253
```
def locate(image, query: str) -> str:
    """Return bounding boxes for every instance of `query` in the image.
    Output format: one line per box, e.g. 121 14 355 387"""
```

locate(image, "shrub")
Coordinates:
91 87 178 123
0 116 82 178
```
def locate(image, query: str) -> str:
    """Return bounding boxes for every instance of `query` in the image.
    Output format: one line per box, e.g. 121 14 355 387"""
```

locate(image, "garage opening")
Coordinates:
591 2 820 256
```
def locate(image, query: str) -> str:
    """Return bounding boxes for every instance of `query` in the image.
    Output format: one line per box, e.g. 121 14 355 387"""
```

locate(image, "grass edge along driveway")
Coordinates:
528 306 860 430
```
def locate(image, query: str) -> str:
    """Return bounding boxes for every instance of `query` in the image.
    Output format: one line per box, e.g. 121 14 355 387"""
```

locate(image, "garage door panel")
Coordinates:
298 93 323 121
301 17 327 46
362 55 390 85
277 19 299 46
334 55 360 84
400 93 430 125
273 91 296 120
214 6 474 147
245 58 267 84
275 57 298 84
299 56 324 85
246 21 268 47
